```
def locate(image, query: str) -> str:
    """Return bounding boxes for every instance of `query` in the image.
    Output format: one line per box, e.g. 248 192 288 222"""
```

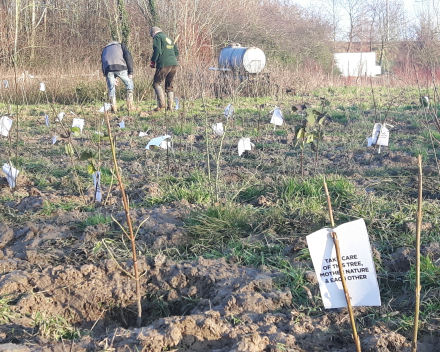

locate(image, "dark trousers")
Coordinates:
153 65 178 93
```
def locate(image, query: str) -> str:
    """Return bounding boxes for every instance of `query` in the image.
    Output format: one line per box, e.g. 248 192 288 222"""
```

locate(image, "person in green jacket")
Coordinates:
150 27 179 111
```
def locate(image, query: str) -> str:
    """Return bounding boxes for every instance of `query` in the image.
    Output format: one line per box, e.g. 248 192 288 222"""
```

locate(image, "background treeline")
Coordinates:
0 0 332 73
2 0 440 83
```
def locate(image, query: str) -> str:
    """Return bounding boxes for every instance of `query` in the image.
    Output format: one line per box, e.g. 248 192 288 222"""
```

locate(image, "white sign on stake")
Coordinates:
0 116 13 137
212 122 224 136
224 104 234 117
39 82 46 91
270 107 284 128
99 103 112 112
92 171 102 202
56 112 65 122
306 218 381 309
238 137 254 156
367 123 393 153
174 97 179 110
2 163 20 189
72 118 85 133
45 114 50 127
146 135 172 150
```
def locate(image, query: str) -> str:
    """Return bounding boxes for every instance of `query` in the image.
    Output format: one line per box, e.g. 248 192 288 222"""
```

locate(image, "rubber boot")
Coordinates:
153 86 165 112
110 96 117 112
126 90 135 111
166 91 174 111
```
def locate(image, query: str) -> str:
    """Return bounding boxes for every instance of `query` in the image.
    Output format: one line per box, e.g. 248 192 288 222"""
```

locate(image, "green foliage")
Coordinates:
71 127 81 136
65 143 74 157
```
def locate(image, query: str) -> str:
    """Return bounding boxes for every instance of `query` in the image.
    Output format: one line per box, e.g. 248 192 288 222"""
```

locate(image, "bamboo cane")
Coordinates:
411 155 423 352
323 177 361 352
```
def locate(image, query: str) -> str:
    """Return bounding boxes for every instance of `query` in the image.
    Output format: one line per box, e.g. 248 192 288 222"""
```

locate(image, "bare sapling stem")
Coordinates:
301 132 305 177
104 109 142 328
44 91 86 203
323 177 335 227
197 66 213 198
323 177 361 352
412 155 423 352
12 58 20 169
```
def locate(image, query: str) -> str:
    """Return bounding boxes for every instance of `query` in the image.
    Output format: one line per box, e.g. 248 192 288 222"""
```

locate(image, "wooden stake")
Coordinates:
412 155 423 352
323 177 361 352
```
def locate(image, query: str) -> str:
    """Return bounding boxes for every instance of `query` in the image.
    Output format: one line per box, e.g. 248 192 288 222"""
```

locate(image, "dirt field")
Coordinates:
1 86 440 351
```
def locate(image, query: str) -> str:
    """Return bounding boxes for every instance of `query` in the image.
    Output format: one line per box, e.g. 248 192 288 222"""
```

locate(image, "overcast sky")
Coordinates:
291 0 421 17
289 0 433 40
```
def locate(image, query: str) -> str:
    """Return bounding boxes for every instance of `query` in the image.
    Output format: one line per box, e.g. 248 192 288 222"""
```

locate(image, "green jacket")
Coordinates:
151 32 179 68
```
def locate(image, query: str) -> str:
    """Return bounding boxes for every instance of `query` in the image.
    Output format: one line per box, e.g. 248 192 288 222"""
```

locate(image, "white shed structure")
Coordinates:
334 52 381 77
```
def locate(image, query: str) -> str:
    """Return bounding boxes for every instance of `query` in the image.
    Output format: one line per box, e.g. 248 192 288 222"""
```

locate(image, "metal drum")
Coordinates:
218 44 266 74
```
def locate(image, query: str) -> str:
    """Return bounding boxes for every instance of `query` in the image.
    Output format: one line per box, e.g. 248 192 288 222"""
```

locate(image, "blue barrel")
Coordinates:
218 44 266 74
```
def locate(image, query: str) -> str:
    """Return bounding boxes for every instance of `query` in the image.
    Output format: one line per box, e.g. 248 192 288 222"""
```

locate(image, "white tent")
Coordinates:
334 52 381 77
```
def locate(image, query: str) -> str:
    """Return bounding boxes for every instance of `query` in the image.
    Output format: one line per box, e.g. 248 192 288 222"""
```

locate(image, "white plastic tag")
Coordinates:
212 122 224 136
238 137 254 156
146 135 172 150
92 171 102 202
224 104 234 117
368 123 392 147
0 116 13 137
270 107 284 126
72 118 85 133
39 82 46 91
56 112 65 122
2 163 20 189
99 103 112 112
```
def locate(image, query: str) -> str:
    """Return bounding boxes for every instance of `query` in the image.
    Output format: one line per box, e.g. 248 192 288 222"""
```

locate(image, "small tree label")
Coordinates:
367 123 392 147
270 107 283 127
0 116 13 137
146 135 172 150
212 122 224 136
306 219 381 308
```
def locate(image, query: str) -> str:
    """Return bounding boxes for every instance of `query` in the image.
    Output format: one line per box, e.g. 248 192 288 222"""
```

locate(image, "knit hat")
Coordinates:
150 26 162 37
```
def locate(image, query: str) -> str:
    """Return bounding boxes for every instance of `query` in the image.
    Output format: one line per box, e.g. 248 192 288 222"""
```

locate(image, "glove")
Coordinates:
150 61 155 68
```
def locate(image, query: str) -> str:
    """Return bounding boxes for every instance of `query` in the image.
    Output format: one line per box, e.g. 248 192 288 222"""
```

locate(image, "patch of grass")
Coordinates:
32 311 80 340
40 200 92 216
145 172 212 206
171 122 198 135
0 295 19 324
78 213 112 230
186 203 260 253
409 255 440 290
